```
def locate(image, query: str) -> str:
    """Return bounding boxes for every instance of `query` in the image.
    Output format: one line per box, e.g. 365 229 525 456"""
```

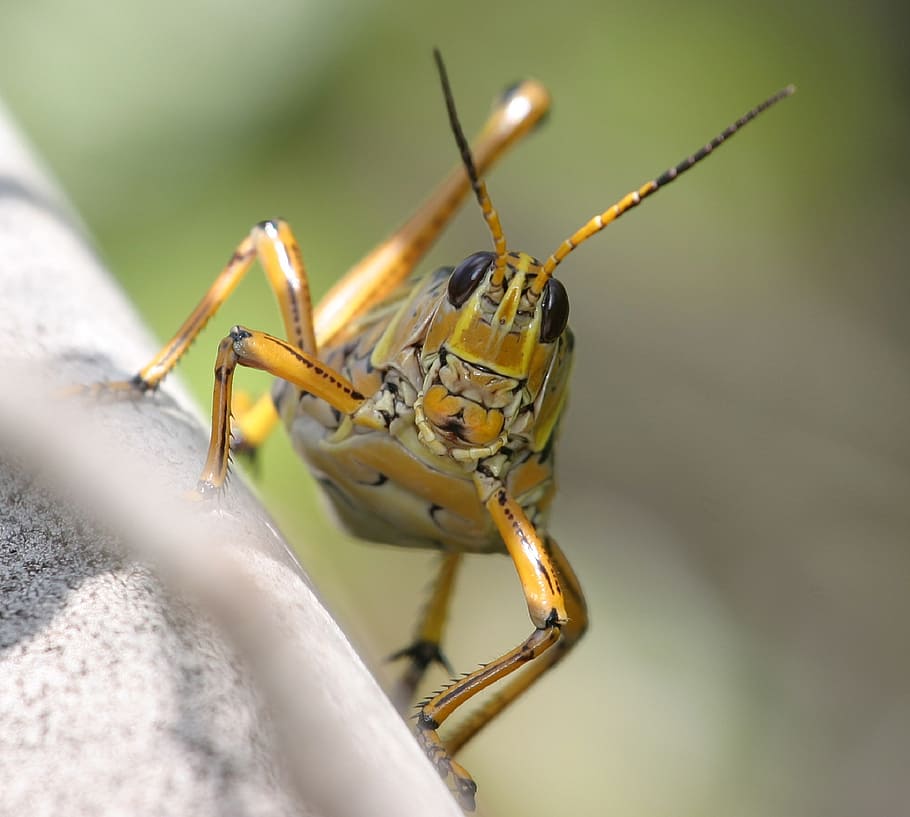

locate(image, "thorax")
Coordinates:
275 267 569 553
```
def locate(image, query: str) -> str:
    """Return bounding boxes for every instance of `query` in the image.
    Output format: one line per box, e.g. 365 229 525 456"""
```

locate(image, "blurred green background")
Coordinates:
2 2 908 815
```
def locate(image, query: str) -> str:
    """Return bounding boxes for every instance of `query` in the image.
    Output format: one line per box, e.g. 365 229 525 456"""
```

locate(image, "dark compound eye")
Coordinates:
447 251 496 307
539 277 569 343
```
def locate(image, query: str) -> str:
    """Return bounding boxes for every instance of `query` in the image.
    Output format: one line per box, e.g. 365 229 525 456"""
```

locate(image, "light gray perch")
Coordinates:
0 101 464 817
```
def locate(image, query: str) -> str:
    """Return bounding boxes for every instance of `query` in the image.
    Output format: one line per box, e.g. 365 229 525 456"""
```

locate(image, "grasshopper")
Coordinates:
108 50 793 809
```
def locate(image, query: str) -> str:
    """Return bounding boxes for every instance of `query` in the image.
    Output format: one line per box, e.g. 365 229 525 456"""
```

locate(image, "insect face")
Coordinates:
416 248 569 459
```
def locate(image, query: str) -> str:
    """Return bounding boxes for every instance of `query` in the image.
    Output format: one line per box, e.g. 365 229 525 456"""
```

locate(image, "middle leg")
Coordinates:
389 553 462 713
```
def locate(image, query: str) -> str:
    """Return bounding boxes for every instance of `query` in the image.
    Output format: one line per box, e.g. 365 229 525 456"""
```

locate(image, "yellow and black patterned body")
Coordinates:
277 252 573 554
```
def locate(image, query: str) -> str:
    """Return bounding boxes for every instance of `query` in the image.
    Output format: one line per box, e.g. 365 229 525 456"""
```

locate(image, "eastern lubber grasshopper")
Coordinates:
103 50 793 809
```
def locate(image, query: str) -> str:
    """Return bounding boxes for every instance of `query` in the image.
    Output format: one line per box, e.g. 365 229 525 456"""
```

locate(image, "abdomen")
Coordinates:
289 412 504 553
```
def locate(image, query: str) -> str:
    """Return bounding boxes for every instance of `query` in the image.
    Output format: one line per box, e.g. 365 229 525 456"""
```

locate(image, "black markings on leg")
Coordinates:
536 558 555 594
416 710 440 731
129 373 153 393
229 326 365 402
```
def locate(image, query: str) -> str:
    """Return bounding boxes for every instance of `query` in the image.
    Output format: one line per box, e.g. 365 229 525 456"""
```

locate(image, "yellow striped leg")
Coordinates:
415 475 588 810
197 327 365 492
445 535 587 755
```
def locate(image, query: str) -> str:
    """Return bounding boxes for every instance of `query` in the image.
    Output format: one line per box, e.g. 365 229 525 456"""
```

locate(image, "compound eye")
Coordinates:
447 251 496 307
539 277 569 343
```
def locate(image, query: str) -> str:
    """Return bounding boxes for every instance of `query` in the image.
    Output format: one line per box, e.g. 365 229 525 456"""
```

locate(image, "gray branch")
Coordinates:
0 100 462 817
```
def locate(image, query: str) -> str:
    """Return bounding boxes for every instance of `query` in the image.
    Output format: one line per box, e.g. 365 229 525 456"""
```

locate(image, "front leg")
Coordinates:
415 471 588 810
197 326 368 492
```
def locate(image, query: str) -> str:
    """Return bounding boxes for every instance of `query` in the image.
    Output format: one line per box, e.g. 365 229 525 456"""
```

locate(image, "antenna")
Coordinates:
434 49 509 285
531 84 796 294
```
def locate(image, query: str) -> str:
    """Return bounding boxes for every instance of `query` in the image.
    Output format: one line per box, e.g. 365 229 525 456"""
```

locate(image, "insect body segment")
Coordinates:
105 49 793 811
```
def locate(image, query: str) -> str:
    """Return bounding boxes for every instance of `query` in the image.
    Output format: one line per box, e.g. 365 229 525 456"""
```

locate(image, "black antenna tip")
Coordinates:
432 48 445 77
432 49 482 193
